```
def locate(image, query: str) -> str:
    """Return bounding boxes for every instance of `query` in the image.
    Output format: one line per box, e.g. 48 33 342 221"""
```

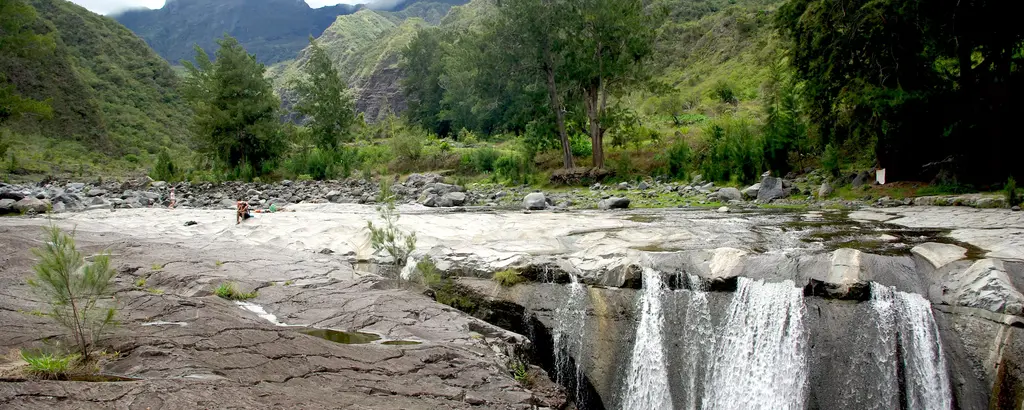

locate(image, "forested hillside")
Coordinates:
0 0 192 177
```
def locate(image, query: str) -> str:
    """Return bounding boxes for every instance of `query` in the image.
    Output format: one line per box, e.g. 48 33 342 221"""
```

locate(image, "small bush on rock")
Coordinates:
493 269 525 287
367 177 417 266
214 282 256 300
1006 177 1019 207
28 225 118 361
20 350 78 380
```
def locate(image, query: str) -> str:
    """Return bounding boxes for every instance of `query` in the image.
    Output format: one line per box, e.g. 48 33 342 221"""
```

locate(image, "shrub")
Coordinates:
494 153 534 185
822 143 840 177
712 80 738 104
27 226 118 361
569 133 593 157
493 269 525 287
697 116 764 183
660 138 690 180
1005 177 1018 207
20 350 78 380
508 359 532 386
392 131 424 161
416 257 442 288
214 282 257 300
463 147 500 174
367 178 417 265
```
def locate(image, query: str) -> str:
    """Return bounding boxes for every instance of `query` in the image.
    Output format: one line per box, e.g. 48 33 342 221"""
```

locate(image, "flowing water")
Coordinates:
553 273 589 401
702 278 808 410
679 275 713 410
872 284 953 410
621 267 674 410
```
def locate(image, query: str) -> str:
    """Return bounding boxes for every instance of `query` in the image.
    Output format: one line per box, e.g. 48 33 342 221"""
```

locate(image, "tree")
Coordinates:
761 57 806 177
28 225 118 361
290 37 355 150
0 0 54 126
367 178 416 266
562 0 659 169
182 35 284 174
490 0 576 169
401 27 450 137
777 0 1024 183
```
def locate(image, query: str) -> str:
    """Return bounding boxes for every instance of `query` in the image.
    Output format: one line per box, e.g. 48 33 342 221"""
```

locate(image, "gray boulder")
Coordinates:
405 173 444 188
757 176 786 201
818 182 834 198
638 181 650 190
432 183 461 196
443 192 467 207
14 197 49 213
0 198 16 214
523 193 547 210
326 191 343 203
942 259 1024 315
51 202 66 213
0 191 25 201
852 171 872 188
741 183 760 199
152 181 167 188
715 187 742 202
420 194 440 207
598 197 630 210
86 188 108 197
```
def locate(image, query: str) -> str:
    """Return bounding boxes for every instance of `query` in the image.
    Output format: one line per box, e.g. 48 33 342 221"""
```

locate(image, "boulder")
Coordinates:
852 171 872 188
715 187 742 202
717 206 729 213
405 173 444 188
14 197 49 213
942 259 1024 316
0 198 16 214
152 181 167 188
523 193 547 210
691 174 704 185
618 182 629 190
420 194 440 208
598 197 630 210
0 191 26 201
818 182 834 198
86 188 108 197
51 202 66 213
1014 206 1021 212
433 183 460 196
444 192 467 207
741 183 760 199
638 181 650 190
911 242 966 270
326 191 343 203
756 176 786 201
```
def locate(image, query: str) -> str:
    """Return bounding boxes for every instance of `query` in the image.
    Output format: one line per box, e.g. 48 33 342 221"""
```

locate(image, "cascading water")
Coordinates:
553 273 589 401
679 274 714 410
702 278 808 410
622 267 673 410
871 284 953 410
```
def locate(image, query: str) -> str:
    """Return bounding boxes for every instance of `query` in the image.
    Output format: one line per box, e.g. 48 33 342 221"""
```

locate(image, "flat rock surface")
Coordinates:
0 217 564 409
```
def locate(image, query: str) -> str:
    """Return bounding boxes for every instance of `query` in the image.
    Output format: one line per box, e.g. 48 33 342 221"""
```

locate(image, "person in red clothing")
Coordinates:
236 201 251 224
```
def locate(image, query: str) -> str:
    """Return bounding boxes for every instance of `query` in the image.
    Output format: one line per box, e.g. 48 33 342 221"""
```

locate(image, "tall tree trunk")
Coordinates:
544 46 574 169
585 86 603 169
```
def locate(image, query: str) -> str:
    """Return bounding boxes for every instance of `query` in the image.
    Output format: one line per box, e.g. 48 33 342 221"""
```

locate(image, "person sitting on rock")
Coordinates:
236 201 252 224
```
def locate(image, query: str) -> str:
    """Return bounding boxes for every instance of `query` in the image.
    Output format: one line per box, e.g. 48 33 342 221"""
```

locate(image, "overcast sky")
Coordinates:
68 0 364 15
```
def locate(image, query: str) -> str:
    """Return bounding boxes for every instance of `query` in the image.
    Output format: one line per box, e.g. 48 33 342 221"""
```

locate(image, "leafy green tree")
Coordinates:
150 148 178 182
290 37 356 150
28 225 118 361
367 178 416 266
761 57 806 177
777 0 1024 182
0 0 54 125
401 27 450 137
182 35 284 174
563 0 660 169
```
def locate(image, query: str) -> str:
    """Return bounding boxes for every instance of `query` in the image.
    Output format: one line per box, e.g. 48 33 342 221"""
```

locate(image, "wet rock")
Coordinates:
757 177 786 201
598 197 630 210
444 192 467 207
911 242 967 269
184 221 198 226
715 187 742 202
942 259 1024 316
14 197 49 213
741 183 760 199
818 182 833 198
523 192 547 210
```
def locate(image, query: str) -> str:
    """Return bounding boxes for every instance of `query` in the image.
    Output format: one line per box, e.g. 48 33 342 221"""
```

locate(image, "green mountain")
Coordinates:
114 0 359 65
270 6 455 122
0 0 192 176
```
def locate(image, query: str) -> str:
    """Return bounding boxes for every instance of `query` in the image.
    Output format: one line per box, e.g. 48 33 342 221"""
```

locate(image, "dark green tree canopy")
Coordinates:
290 37 356 151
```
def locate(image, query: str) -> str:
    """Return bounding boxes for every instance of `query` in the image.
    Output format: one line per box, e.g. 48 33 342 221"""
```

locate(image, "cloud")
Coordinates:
67 0 373 15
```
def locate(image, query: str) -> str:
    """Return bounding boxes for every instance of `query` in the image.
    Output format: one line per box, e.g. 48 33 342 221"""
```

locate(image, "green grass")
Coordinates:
492 270 526 287
151 263 163 271
508 359 531 386
134 277 146 287
214 282 257 300
146 288 164 295
20 350 78 380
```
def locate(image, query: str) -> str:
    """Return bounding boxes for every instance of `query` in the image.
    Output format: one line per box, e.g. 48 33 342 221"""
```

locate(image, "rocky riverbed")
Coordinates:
1 197 1023 409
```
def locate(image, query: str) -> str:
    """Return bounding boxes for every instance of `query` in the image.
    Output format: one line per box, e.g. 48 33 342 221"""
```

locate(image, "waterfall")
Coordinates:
871 284 953 410
553 273 589 400
622 267 674 410
680 275 714 410
703 278 808 410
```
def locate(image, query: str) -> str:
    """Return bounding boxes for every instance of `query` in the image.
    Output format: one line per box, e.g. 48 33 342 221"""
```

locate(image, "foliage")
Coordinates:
290 38 356 150
27 225 118 361
508 359 532 386
20 350 78 380
462 147 500 174
183 35 284 174
712 80 737 104
150 149 179 182
494 152 535 185
660 137 690 180
415 256 442 288
367 178 417 266
1005 177 1018 207
821 143 840 177
492 269 525 287
214 282 256 300
777 0 1024 183
0 0 55 126
761 57 807 176
391 129 424 161
697 115 764 183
